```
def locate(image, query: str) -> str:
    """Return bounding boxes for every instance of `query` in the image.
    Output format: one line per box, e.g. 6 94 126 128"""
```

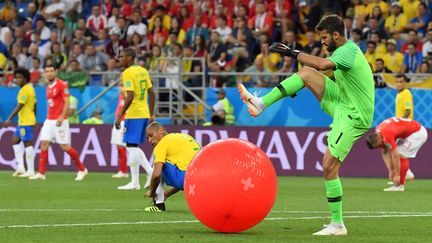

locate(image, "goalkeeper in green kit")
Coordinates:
238 15 374 236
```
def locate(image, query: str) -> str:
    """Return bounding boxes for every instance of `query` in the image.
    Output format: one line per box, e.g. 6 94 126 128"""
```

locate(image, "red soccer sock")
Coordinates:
38 150 48 174
67 147 86 171
399 158 410 185
118 146 128 173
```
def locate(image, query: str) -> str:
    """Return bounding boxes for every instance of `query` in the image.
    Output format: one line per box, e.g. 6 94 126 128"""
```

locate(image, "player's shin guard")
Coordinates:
38 150 48 174
25 146 35 174
399 158 410 185
138 149 153 176
67 148 86 171
262 73 305 106
155 182 165 204
325 178 343 225
13 144 25 171
118 146 128 174
127 147 141 186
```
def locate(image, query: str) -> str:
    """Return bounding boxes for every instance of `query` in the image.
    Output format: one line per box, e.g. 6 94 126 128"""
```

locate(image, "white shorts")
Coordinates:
396 126 428 158
40 119 71 144
110 121 126 146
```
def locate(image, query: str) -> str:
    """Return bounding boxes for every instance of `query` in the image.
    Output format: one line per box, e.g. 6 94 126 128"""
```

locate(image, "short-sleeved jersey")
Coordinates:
122 65 153 119
115 92 126 121
153 133 201 171
384 14 408 33
383 52 404 73
395 89 414 119
376 117 421 151
17 83 36 126
46 80 70 120
327 40 375 128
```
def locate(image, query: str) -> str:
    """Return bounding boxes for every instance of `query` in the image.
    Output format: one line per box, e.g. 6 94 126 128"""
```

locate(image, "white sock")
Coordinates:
138 149 153 176
155 182 165 204
25 146 35 174
127 147 140 186
13 144 25 171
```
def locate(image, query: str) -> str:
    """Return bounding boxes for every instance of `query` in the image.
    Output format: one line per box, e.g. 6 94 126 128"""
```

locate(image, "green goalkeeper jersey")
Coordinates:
327 40 375 128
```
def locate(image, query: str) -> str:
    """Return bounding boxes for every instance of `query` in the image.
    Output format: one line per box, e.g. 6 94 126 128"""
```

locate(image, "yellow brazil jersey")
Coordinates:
153 133 201 171
396 88 414 119
17 83 36 126
384 14 408 33
400 0 420 21
383 52 404 73
122 65 153 119
256 53 282 72
365 51 383 71
366 1 389 17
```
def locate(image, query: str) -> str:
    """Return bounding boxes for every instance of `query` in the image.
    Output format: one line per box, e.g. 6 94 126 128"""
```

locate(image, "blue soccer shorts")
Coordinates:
123 118 149 144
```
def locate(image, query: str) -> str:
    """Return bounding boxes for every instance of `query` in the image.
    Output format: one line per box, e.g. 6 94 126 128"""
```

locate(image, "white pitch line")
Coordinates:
1 214 432 229
270 210 432 214
1 209 432 215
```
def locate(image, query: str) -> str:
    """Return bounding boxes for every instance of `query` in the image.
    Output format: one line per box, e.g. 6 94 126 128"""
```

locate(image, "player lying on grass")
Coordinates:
238 14 375 235
144 122 201 212
366 117 427 192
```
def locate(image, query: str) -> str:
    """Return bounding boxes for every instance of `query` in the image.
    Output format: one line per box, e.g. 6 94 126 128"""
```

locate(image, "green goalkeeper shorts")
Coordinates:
320 77 368 162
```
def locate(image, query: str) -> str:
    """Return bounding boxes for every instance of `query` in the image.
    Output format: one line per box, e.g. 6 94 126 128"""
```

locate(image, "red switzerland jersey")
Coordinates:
46 80 70 119
116 92 126 121
376 117 421 150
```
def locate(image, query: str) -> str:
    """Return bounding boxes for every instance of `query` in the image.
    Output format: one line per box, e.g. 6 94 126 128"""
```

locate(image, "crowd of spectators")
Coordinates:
0 0 431 89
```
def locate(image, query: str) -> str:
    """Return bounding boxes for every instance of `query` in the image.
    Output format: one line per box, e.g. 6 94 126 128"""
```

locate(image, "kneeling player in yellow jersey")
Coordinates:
144 122 201 212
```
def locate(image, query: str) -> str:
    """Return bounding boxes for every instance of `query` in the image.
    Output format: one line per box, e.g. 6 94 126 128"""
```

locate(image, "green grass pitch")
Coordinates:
0 171 431 242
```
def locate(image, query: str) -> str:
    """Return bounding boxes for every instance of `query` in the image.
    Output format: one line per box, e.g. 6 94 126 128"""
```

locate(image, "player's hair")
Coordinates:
366 133 379 149
396 74 410 83
121 48 136 59
45 63 57 70
316 14 345 37
146 122 165 132
14 67 30 83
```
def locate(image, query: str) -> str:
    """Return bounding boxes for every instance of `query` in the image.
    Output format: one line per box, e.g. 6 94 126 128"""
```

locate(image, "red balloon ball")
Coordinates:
185 138 277 233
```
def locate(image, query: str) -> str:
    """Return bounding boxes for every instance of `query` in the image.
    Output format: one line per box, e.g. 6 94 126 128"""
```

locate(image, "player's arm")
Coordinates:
115 90 134 129
389 149 400 184
148 87 155 122
3 103 24 127
57 96 69 126
145 162 164 198
402 109 411 118
269 42 335 70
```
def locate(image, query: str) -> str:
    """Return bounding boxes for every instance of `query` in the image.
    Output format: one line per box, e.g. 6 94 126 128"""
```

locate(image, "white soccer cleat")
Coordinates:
18 171 35 178
117 182 140 190
112 172 129 179
75 169 88 181
29 173 46 180
12 169 26 177
144 176 151 189
313 223 347 236
406 169 415 181
383 185 405 192
237 84 265 117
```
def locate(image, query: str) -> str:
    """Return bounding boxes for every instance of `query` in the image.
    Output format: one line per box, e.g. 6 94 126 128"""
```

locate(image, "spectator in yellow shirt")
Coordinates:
400 0 420 22
255 41 282 72
370 32 387 56
383 39 404 73
366 0 389 17
365 41 383 71
385 2 408 35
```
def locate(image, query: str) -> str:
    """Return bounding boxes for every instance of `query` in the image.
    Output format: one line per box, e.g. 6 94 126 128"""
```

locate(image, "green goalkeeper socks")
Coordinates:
325 178 343 225
262 73 305 107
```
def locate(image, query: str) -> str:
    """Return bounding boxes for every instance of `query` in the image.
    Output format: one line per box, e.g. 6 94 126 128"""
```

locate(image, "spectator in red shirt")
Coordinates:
401 29 423 54
249 2 273 38
86 5 107 37
116 0 132 19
